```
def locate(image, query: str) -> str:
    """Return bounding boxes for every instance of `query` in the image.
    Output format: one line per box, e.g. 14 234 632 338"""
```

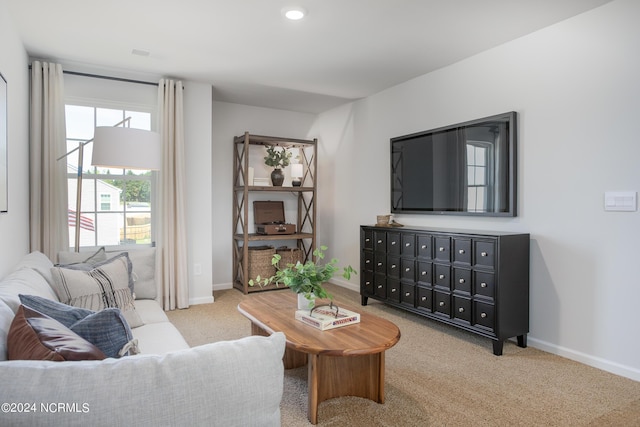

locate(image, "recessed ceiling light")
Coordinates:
283 7 306 20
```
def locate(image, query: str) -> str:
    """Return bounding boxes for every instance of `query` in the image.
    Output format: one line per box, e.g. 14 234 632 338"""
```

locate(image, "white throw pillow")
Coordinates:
50 253 143 328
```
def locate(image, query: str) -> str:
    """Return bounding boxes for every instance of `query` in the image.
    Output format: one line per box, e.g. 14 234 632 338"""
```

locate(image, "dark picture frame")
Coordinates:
0 72 7 213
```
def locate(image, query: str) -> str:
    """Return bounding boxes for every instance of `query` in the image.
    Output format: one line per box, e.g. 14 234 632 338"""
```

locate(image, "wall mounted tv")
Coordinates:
391 111 517 216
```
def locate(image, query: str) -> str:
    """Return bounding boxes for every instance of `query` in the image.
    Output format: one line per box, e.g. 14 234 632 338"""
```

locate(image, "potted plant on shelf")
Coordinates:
264 146 292 186
249 245 356 309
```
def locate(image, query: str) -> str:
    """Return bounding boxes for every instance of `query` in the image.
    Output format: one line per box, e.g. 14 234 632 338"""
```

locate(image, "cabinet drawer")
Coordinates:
401 282 416 307
401 233 416 257
453 268 471 295
374 231 386 252
387 232 401 255
453 296 472 324
473 301 495 332
362 229 373 250
387 255 400 278
474 271 495 300
374 253 386 274
434 291 451 317
417 234 432 259
416 286 433 312
453 238 471 265
387 279 401 303
434 264 451 289
474 240 496 269
361 270 374 295
434 237 451 262
401 258 415 281
362 251 374 272
417 261 432 285
374 274 386 298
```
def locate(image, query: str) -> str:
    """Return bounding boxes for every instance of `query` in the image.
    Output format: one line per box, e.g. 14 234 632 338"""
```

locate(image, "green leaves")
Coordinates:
264 146 292 169
247 245 357 301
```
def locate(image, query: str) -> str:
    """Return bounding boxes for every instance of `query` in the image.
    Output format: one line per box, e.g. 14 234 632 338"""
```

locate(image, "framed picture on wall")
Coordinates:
0 72 6 213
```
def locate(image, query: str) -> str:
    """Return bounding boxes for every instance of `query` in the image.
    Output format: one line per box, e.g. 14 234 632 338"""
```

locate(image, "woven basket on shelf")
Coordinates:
248 246 276 281
276 246 303 268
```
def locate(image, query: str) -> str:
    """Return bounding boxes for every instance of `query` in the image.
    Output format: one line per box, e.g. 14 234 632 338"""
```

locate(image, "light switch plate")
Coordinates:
604 191 637 212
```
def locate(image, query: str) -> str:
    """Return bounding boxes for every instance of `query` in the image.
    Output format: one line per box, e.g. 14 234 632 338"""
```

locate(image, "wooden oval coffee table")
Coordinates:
238 291 401 424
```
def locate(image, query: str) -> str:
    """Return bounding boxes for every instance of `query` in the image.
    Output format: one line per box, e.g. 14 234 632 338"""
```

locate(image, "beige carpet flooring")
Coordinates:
166 284 640 426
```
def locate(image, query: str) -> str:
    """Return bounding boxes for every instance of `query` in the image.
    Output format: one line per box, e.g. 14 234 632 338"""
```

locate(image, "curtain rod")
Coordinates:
63 70 159 87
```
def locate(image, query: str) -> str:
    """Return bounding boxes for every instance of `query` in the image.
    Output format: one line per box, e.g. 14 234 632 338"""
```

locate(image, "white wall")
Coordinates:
0 1 30 277
313 0 640 381
210 101 316 288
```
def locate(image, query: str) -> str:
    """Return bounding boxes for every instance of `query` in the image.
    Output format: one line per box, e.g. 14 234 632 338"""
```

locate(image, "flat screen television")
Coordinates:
390 112 517 216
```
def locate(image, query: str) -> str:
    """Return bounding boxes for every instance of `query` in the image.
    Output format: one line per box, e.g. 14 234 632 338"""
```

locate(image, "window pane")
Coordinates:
65 105 95 140
126 111 151 130
96 108 124 127
96 212 122 246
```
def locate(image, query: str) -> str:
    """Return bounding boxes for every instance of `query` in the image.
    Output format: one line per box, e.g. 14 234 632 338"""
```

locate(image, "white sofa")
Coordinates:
0 251 285 426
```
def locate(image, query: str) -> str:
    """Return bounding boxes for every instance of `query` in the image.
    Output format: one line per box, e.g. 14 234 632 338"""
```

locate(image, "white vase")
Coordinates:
297 293 315 310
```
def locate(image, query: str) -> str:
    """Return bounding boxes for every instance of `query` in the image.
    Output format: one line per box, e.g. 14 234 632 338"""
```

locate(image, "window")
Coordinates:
65 104 155 249
466 142 493 212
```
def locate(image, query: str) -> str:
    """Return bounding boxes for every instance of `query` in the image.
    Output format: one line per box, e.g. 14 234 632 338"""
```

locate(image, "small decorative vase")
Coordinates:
270 168 284 186
297 293 315 310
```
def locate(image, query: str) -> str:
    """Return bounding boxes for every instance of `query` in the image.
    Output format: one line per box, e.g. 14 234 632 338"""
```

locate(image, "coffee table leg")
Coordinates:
306 351 385 424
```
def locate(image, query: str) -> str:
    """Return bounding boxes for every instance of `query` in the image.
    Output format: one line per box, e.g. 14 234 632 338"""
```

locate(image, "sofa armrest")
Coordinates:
0 333 285 426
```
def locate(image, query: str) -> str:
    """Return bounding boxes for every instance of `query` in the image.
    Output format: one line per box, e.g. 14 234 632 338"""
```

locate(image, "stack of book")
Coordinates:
295 306 360 331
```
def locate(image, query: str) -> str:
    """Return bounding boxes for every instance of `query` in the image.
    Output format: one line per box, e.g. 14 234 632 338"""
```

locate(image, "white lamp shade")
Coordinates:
91 127 161 170
291 163 303 178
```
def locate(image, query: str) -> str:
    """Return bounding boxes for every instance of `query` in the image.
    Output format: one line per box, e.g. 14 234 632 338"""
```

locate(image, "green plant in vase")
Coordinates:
264 146 292 186
249 245 356 309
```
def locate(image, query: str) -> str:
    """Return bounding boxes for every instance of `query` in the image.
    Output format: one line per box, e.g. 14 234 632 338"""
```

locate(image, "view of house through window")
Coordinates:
65 104 155 249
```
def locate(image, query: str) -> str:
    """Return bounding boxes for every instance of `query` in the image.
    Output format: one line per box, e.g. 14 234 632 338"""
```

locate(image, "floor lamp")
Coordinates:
58 118 161 251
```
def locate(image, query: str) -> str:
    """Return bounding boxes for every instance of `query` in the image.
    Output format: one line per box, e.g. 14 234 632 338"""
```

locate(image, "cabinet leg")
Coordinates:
517 334 527 348
492 340 504 356
361 295 368 306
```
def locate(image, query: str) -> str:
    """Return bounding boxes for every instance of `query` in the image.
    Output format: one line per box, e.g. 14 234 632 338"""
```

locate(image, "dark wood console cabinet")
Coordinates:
360 225 529 355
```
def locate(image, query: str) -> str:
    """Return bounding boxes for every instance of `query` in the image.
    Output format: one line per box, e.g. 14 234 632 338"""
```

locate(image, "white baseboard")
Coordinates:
213 282 233 291
527 337 640 382
189 295 214 305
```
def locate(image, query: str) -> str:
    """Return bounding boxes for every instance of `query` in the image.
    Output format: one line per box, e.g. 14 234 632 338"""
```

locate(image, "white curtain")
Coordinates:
157 79 189 310
29 61 69 259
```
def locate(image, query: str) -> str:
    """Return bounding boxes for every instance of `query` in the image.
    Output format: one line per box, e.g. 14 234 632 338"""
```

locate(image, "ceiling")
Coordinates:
6 0 612 113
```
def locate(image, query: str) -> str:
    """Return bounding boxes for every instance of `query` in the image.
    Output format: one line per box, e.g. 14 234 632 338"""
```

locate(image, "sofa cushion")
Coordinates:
13 251 56 288
50 253 143 328
0 300 14 361
0 267 59 313
19 295 137 358
7 305 106 361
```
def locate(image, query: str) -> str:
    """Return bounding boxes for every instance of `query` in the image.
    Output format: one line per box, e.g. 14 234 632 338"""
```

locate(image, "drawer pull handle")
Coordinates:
405 267 411 272
391 241 397 245
391 288 397 293
459 278 465 284
405 292 411 297
391 264 397 269
439 274 445 279
365 281 371 285
458 307 464 313
459 249 465 254
377 262 383 266
405 242 411 247
377 285 383 289
481 282 487 288
421 245 427 249
439 301 445 307
421 271 427 276
421 296 427 301
481 312 487 318
481 252 488 257
365 260 371 264
365 238 370 242
377 240 383 244
439 247 445 252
